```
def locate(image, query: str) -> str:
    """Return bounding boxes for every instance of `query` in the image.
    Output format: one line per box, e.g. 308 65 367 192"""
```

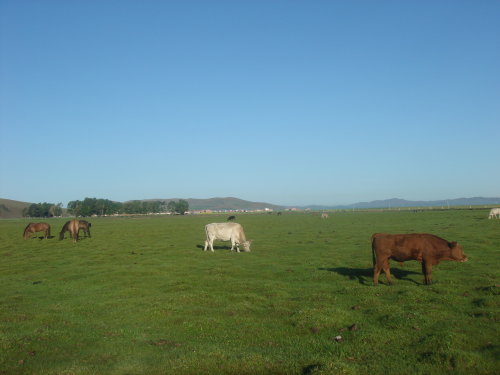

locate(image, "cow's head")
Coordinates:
449 242 468 262
242 240 252 252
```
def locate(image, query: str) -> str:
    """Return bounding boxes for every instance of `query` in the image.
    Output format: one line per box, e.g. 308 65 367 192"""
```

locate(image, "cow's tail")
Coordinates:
204 224 210 244
59 221 69 240
371 233 379 267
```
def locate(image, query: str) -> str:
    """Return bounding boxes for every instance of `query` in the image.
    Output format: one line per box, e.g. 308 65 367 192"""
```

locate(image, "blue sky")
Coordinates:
1 0 499 206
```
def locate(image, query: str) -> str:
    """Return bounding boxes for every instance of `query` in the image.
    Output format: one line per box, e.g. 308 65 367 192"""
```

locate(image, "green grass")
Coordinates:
1 210 499 374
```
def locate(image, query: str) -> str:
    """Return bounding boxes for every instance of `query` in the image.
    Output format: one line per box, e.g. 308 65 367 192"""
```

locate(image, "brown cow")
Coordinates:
372 233 468 285
59 220 91 243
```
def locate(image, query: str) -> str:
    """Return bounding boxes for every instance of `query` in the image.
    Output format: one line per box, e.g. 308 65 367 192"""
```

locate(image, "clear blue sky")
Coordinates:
1 1 499 207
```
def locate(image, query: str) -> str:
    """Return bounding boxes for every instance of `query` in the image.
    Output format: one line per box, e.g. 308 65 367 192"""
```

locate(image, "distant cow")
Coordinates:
204 223 252 252
227 215 236 221
321 213 329 219
59 220 92 243
372 233 468 285
488 208 500 219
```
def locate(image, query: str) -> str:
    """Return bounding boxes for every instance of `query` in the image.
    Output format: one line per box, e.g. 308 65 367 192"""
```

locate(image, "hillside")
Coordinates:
307 197 500 210
144 197 285 211
0 198 30 219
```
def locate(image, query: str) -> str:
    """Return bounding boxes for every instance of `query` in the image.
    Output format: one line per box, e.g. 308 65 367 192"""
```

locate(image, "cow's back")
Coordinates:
205 222 245 241
372 233 449 262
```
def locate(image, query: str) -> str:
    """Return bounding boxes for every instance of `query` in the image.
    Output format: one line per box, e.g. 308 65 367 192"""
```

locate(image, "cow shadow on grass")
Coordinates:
195 244 233 251
319 267 421 285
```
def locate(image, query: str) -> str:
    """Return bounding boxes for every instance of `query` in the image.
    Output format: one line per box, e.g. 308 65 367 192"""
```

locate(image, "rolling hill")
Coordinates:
143 197 285 211
305 197 500 210
0 198 30 219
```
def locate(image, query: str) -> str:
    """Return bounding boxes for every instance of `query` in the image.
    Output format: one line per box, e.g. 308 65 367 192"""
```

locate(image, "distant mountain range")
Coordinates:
1 196 499 219
304 197 500 210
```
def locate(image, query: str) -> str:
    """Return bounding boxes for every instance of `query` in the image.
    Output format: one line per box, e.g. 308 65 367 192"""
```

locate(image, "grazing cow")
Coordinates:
227 215 236 221
59 220 92 243
488 208 500 219
204 222 252 252
321 213 329 219
23 222 51 240
372 233 468 285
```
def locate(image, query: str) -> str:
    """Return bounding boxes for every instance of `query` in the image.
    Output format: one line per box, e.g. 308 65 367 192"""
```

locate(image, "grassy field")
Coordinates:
0 210 498 374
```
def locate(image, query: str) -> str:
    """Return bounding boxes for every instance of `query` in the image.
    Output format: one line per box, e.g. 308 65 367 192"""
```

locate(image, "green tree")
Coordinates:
167 201 177 213
176 199 189 215
50 203 63 217
124 201 142 214
68 198 123 216
167 200 189 215
23 202 58 217
67 200 82 216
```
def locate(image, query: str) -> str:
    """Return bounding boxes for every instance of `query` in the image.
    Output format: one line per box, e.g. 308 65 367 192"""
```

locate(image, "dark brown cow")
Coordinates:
372 233 468 285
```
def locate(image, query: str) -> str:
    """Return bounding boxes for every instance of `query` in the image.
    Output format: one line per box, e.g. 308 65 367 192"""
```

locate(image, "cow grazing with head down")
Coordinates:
488 208 500 219
59 220 92 243
227 215 236 221
204 223 252 252
372 233 468 285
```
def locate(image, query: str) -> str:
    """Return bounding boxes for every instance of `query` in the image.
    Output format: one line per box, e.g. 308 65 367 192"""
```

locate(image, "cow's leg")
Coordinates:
373 264 381 285
422 261 433 285
382 259 392 285
231 239 240 252
204 240 208 251
373 258 386 285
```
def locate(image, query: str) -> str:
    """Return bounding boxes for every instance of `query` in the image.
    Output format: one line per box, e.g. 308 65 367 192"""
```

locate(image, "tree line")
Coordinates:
23 198 189 217
23 203 63 218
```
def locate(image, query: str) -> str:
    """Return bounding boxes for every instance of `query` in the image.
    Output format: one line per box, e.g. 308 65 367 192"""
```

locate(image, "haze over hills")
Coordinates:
189 197 286 211
141 197 285 211
1 196 499 219
305 197 500 210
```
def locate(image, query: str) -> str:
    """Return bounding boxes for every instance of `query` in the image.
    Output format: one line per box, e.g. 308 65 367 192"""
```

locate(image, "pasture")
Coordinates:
0 210 498 374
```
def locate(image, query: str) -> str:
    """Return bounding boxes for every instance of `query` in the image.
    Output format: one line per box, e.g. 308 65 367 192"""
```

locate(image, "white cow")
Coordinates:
204 222 252 252
488 208 500 219
321 213 329 219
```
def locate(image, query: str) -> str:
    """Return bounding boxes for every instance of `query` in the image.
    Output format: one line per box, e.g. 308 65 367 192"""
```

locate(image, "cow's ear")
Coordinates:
449 241 457 248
